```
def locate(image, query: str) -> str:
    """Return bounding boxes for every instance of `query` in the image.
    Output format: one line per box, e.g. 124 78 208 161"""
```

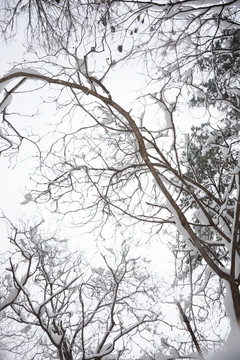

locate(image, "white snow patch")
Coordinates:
0 287 18 311
231 165 240 175
0 94 12 112
0 127 13 145
156 102 172 130
93 267 105 276
193 209 210 225
0 80 8 93
21 192 34 205
164 196 195 251
75 59 93 77
0 270 29 311
6 67 42 76
229 87 240 95
223 280 240 345
50 330 62 345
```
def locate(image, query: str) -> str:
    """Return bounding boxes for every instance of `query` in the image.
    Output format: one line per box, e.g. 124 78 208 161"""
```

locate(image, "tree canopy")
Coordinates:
0 1 240 359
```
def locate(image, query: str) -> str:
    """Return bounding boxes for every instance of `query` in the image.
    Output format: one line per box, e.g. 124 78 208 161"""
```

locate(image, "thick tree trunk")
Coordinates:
229 280 240 327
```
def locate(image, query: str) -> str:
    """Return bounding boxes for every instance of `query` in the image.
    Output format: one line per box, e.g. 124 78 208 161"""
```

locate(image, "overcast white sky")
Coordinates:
0 12 209 281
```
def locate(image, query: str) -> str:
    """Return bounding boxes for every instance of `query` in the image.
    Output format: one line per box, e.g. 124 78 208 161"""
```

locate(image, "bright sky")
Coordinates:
0 24 205 291
0 28 178 283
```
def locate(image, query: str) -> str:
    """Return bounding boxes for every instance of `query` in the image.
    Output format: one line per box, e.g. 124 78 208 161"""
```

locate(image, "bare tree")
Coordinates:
0 220 166 360
0 218 41 313
0 61 238 357
0 0 240 358
1 0 239 78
